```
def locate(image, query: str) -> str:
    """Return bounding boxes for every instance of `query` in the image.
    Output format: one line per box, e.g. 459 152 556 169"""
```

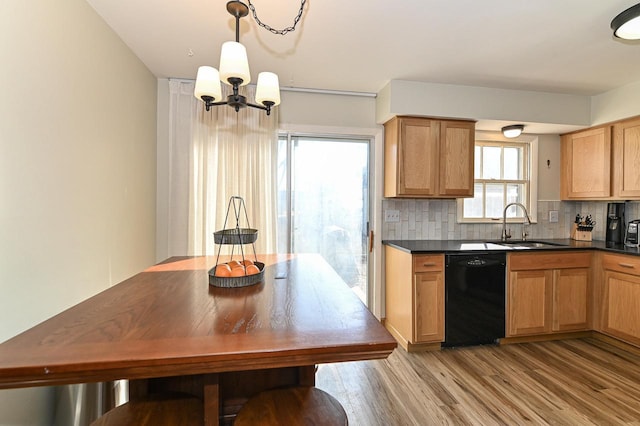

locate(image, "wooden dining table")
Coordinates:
0 253 396 425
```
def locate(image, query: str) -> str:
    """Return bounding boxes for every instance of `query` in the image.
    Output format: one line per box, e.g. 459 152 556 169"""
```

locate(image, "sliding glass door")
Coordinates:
277 134 371 304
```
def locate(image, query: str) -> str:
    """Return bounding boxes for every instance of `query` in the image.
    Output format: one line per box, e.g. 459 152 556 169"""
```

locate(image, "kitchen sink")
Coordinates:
491 240 568 249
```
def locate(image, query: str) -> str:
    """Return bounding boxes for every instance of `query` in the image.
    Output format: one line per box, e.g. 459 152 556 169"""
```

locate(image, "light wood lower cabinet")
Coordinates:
414 268 444 342
553 268 591 332
600 253 640 346
508 269 553 336
385 246 444 351
507 252 591 337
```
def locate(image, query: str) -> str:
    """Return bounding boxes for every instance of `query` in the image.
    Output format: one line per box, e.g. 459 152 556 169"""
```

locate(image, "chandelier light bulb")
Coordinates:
219 41 251 86
194 66 222 102
256 72 281 106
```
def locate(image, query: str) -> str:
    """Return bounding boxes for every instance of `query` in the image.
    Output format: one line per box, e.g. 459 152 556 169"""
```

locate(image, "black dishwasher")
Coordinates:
443 253 506 347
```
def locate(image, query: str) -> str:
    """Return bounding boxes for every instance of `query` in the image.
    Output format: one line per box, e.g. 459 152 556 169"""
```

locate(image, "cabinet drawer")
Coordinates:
413 254 444 273
509 251 591 271
602 253 640 274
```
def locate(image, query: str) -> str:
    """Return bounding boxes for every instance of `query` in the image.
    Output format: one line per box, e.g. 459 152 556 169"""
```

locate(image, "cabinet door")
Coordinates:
438 120 475 197
602 270 640 346
508 269 553 336
398 118 439 196
414 271 444 343
560 127 611 199
552 268 589 332
613 118 640 198
384 246 414 347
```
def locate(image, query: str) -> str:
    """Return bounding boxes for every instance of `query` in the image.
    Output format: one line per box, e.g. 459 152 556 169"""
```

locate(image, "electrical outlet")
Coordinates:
384 210 400 223
549 210 559 223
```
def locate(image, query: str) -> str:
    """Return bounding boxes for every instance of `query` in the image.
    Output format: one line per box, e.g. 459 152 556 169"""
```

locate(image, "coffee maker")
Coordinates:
606 202 625 244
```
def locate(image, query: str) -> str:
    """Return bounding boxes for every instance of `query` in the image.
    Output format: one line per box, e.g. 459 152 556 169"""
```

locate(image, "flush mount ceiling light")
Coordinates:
502 124 524 138
611 3 640 40
194 0 306 115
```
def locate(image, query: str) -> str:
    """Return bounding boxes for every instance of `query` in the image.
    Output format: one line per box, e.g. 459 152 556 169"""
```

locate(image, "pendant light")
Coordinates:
194 0 306 116
611 3 640 40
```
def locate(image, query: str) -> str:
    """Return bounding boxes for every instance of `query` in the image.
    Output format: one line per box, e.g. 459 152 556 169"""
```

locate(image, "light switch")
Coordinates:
549 210 559 223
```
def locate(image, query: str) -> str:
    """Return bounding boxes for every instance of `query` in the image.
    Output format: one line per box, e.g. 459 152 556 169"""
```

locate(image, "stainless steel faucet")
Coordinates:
502 202 532 241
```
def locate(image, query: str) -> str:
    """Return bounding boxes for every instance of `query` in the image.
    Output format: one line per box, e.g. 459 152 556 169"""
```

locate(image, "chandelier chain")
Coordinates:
246 0 306 35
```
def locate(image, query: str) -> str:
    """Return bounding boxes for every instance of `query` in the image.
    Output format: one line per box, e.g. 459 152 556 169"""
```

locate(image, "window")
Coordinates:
457 133 537 223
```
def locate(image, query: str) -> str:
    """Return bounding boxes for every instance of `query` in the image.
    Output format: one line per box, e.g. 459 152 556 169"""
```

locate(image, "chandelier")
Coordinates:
194 0 305 116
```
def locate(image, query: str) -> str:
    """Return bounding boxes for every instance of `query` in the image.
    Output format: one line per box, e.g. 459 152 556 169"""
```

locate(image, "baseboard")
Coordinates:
500 331 592 345
591 331 640 356
405 342 442 352
382 320 442 353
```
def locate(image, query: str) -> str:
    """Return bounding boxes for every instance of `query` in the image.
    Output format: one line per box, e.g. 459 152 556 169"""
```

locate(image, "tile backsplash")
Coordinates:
382 199 640 241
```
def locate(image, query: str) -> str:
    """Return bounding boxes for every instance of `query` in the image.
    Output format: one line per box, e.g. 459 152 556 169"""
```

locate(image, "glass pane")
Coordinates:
290 138 369 302
474 145 481 179
482 146 501 179
485 183 504 218
505 184 526 218
464 183 484 218
504 147 522 180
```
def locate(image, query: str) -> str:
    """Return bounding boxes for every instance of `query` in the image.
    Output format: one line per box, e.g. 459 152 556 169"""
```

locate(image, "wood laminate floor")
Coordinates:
316 338 640 425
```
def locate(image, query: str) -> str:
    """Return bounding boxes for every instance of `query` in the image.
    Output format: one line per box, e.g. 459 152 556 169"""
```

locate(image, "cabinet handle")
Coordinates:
422 262 436 267
618 262 636 269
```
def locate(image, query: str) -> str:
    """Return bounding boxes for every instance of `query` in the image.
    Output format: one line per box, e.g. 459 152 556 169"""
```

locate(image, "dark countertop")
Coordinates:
382 238 640 256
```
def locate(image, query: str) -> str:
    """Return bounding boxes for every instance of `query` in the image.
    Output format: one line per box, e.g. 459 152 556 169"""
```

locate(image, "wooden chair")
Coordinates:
234 386 348 425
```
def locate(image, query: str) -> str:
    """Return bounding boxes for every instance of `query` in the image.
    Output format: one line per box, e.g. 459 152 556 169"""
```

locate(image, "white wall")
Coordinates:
376 80 592 127
537 134 561 201
0 1 157 424
591 80 640 125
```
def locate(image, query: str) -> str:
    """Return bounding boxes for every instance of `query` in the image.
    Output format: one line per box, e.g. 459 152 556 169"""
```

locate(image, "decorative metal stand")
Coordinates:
208 196 265 287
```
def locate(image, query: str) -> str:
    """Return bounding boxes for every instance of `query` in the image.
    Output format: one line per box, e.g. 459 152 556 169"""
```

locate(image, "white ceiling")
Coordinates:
87 0 640 126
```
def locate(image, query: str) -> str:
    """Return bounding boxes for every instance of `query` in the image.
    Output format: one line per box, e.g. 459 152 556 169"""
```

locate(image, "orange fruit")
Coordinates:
241 259 254 267
214 264 232 277
245 264 260 275
230 266 246 277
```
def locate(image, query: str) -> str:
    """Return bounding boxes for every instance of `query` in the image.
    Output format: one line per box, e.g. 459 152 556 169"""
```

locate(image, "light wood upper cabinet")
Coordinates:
384 116 475 198
507 252 591 337
439 120 476 196
561 115 640 200
560 126 611 199
613 117 640 198
384 247 444 351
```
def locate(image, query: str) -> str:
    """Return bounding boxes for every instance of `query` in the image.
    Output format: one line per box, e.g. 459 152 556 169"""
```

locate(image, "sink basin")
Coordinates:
492 240 567 249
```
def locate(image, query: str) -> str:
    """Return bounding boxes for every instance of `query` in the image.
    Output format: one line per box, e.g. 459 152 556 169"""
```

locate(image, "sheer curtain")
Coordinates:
168 80 278 256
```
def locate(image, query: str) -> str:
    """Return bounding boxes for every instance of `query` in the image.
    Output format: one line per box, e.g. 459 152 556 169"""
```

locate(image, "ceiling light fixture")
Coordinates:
194 0 306 116
502 124 524 138
611 3 640 40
